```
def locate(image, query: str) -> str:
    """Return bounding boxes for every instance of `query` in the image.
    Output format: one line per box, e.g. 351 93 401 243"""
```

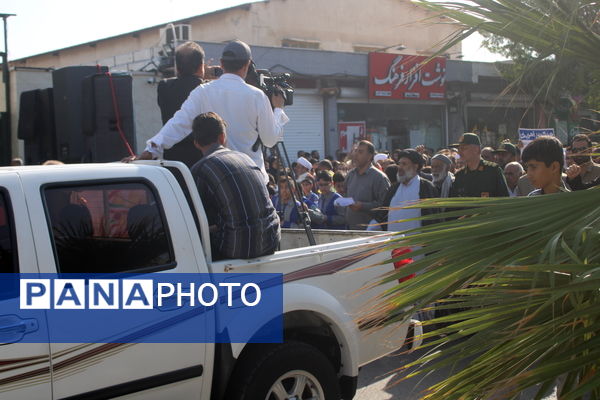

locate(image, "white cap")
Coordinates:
296 157 313 170
374 153 388 162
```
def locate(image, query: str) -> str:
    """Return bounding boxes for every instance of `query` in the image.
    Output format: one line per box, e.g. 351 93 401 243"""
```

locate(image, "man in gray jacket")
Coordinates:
343 140 391 230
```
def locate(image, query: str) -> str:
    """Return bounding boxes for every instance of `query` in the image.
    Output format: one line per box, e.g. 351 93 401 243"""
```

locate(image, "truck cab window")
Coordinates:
0 190 18 274
44 182 175 273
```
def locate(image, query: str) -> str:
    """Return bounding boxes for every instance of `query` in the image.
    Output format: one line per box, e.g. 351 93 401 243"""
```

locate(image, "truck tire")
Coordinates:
229 341 341 400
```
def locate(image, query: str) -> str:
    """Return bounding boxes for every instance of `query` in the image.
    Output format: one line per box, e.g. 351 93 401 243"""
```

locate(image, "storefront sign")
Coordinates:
338 121 366 153
369 53 446 100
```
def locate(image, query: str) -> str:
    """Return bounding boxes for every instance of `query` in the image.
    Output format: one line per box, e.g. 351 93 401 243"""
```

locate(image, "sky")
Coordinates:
1 0 505 62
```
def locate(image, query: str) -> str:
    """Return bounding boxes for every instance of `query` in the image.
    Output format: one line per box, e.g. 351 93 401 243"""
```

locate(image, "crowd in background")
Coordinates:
262 132 600 231
8 130 599 233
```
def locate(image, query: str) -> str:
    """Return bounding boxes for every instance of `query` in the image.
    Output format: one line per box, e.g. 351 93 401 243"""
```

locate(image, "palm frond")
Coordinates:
412 0 600 111
413 0 600 66
361 187 600 399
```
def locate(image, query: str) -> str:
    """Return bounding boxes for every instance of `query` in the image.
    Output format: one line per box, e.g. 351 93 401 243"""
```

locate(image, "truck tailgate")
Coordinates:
212 233 410 366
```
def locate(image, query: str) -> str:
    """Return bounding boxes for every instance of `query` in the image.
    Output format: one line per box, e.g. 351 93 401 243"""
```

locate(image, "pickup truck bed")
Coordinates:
279 228 380 250
0 161 419 400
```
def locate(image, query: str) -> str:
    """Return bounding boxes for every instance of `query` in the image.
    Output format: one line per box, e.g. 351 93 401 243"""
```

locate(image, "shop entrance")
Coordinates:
387 119 409 150
337 102 445 153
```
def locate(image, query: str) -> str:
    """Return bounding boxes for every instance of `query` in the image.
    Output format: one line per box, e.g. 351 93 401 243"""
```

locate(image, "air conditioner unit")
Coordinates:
160 24 192 47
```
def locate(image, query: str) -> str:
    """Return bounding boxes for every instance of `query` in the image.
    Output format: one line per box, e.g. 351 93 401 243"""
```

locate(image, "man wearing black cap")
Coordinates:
375 149 439 232
492 142 519 168
133 39 288 183
450 133 510 198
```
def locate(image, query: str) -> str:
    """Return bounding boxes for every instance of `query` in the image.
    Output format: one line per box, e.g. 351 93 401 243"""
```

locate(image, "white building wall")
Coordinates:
7 0 462 160
12 0 461 70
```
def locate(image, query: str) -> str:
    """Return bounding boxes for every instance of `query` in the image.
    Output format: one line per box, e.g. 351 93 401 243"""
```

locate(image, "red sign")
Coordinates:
338 121 366 153
368 53 446 100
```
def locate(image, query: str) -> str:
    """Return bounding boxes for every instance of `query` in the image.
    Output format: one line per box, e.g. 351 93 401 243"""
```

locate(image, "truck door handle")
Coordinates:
0 315 39 344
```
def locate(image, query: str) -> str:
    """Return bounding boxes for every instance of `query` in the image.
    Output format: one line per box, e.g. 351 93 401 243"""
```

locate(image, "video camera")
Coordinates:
246 62 294 106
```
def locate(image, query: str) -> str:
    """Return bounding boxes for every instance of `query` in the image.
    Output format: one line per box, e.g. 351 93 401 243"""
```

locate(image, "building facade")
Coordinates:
5 0 533 162
12 0 461 70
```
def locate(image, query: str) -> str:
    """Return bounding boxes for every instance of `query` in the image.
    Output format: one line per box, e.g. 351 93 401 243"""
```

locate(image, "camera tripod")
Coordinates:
268 140 316 246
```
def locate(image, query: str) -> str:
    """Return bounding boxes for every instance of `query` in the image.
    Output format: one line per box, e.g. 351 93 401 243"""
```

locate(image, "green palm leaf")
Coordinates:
413 0 600 65
412 0 600 110
361 187 600 399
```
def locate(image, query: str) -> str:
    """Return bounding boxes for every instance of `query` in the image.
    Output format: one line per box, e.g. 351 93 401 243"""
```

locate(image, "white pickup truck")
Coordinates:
0 161 420 400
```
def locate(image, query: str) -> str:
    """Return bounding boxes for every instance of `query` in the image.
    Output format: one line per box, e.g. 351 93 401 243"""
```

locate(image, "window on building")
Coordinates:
0 189 18 274
281 38 320 50
338 103 446 153
44 181 175 274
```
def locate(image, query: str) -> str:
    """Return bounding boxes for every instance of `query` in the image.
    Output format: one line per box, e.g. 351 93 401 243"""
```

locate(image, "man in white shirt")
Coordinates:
375 149 439 232
131 40 289 182
431 153 454 198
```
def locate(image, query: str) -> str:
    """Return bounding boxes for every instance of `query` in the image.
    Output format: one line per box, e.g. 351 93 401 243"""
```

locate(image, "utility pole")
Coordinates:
1 13 15 166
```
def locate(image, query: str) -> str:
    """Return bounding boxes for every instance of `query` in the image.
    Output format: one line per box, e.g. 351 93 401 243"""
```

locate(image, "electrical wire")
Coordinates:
106 72 135 157
97 64 135 157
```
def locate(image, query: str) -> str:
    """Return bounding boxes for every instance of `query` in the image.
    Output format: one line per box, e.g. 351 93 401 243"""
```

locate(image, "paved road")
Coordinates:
355 347 454 400
355 347 558 400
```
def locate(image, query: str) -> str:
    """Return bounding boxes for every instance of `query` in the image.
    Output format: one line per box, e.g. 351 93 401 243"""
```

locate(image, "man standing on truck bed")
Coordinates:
156 41 206 168
131 39 288 184
190 112 280 260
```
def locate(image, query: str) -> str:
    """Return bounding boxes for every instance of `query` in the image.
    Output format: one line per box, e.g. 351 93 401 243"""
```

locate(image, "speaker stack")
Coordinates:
82 72 136 162
29 65 138 163
18 88 56 165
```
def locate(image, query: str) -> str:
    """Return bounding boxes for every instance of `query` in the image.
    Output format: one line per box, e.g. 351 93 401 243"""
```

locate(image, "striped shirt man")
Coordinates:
191 143 280 260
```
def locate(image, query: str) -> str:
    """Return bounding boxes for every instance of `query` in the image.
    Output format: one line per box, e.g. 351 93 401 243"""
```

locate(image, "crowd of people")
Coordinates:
7 38 598 262
262 131 600 233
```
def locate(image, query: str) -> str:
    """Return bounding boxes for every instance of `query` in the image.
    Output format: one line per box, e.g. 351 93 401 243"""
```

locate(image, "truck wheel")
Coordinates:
230 341 341 400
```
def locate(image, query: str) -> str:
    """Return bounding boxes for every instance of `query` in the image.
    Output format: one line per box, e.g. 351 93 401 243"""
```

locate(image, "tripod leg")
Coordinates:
272 141 316 246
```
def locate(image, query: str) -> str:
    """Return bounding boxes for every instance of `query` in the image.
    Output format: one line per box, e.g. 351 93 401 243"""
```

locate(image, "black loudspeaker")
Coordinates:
18 88 56 164
52 66 108 163
82 73 136 162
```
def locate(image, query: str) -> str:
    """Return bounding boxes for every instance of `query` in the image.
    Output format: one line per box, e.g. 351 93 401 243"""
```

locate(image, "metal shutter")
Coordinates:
280 91 324 160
